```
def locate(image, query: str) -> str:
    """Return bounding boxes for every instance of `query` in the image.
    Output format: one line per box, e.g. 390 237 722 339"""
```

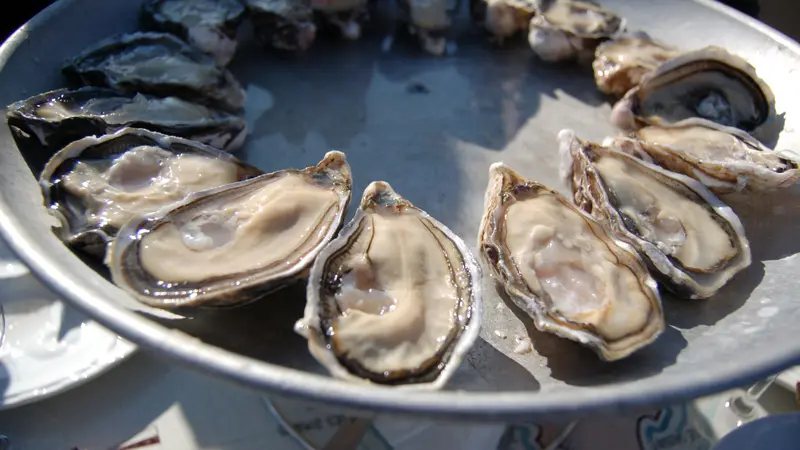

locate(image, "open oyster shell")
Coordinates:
62 32 246 113
608 119 800 194
108 151 351 309
141 0 247 66
559 129 751 299
244 0 317 51
479 163 664 361
527 0 624 63
6 87 247 163
300 181 481 387
470 0 536 45
610 46 776 142
40 127 261 258
592 32 680 97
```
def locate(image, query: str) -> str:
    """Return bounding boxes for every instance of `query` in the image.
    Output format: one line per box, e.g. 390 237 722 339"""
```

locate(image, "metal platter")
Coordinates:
0 0 799 421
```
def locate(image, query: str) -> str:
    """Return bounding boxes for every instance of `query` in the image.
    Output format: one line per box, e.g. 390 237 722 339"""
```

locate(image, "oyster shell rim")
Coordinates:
106 150 352 309
558 128 753 300
301 180 483 389
478 162 665 361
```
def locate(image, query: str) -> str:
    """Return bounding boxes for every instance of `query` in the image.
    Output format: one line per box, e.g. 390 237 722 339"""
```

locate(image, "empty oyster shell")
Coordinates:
141 0 247 66
559 129 751 299
40 127 261 258
108 151 351 309
527 0 624 63
470 0 536 44
610 46 776 142
608 119 800 194
479 163 664 361
245 0 317 51
300 181 481 386
6 87 247 164
592 32 680 97
62 32 246 113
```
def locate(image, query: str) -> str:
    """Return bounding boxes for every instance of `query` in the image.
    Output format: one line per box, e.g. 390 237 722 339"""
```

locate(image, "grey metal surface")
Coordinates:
0 0 799 421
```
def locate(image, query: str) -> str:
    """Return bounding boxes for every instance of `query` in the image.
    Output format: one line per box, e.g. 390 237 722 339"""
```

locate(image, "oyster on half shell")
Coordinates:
470 0 536 44
609 119 800 194
479 163 664 361
527 0 624 63
397 0 458 56
559 129 751 299
610 46 776 142
311 0 369 41
6 87 247 161
300 181 481 387
108 151 351 309
62 32 246 113
40 127 261 258
141 0 247 66
592 32 680 97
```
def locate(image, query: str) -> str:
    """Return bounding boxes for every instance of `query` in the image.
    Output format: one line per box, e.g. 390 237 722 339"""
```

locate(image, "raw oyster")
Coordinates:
397 0 458 56
311 0 369 40
62 32 246 113
608 119 800 194
300 181 481 386
108 151 351 309
141 0 247 66
559 129 751 299
6 87 247 161
592 32 680 97
527 0 624 63
245 0 317 51
40 128 261 258
470 0 536 44
610 46 776 141
479 164 663 361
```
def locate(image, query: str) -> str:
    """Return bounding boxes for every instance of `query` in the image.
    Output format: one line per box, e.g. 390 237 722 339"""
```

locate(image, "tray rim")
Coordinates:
1 0 799 421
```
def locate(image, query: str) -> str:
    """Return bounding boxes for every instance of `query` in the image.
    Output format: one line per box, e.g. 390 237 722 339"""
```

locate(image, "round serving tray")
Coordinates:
1 0 799 421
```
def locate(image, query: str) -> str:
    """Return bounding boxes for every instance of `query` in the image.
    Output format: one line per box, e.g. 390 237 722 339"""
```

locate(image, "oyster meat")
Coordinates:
108 151 351 309
141 0 247 66
470 0 536 44
608 119 800 194
6 87 247 163
592 32 680 97
559 129 751 299
610 46 776 142
528 0 624 63
300 181 481 386
40 128 261 257
245 0 317 51
62 32 246 113
311 0 369 40
479 163 664 361
398 0 457 56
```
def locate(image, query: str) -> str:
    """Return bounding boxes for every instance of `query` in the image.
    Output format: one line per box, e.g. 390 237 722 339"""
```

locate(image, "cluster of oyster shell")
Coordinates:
5 0 798 387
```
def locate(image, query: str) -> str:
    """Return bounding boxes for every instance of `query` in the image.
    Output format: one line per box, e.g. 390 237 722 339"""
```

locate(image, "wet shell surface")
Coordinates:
39 127 261 258
300 181 481 387
528 0 624 63
141 0 247 66
6 87 247 159
610 119 800 194
479 163 664 361
610 46 776 142
62 32 246 113
592 32 680 97
559 129 752 299
108 151 352 309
